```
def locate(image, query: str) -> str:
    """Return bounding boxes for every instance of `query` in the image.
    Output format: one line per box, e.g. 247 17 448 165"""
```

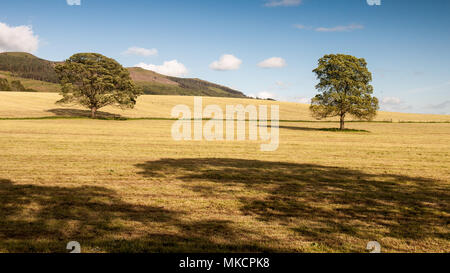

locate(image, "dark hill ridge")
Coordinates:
0 52 247 98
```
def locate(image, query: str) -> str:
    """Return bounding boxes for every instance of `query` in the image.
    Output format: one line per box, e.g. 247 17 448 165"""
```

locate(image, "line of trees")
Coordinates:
0 78 35 92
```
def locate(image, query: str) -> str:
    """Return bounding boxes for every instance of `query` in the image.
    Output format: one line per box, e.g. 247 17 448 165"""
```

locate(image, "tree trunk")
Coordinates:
91 107 97 118
340 114 345 130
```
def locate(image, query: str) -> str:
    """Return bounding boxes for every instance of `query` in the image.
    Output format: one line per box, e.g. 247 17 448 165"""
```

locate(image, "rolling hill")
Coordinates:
0 52 248 98
0 52 59 83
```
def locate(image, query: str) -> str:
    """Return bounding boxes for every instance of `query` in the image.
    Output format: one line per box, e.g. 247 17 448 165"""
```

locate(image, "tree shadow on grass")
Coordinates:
277 125 370 133
135 158 449 252
0 179 276 253
47 108 125 119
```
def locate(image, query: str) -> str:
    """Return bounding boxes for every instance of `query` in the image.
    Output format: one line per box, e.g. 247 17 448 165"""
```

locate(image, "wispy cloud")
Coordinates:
66 0 81 6
294 23 364 32
264 0 302 7
275 81 291 90
426 100 450 110
409 81 450 94
123 46 158 57
315 24 364 32
293 24 311 30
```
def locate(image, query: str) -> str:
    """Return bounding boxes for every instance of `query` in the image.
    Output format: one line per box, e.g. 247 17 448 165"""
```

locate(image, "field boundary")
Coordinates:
1 116 449 123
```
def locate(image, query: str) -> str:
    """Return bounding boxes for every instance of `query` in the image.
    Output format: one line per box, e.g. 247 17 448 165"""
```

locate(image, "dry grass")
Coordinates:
0 92 449 122
0 115 449 253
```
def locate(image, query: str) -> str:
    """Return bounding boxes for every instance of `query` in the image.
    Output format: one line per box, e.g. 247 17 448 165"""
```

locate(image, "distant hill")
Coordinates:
0 52 248 98
129 67 247 97
0 52 58 83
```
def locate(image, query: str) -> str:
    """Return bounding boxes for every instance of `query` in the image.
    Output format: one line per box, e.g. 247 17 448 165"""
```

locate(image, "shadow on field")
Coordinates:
2 158 448 252
47 108 123 119
136 158 449 251
0 179 275 253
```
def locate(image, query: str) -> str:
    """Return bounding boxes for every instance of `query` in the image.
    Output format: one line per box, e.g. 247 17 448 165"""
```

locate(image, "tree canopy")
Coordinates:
310 54 379 130
0 78 30 92
55 53 141 118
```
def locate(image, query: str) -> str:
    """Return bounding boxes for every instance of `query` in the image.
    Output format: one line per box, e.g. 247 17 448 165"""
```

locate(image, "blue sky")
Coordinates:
1 0 449 114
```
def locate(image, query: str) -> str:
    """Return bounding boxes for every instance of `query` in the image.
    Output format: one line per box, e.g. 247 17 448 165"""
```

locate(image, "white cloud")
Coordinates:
123 46 158 57
315 24 364 32
258 57 286 68
67 0 81 5
298 97 311 104
209 54 242 71
264 0 302 7
135 60 188 77
381 97 412 112
382 97 402 105
0 22 39 53
257 91 275 99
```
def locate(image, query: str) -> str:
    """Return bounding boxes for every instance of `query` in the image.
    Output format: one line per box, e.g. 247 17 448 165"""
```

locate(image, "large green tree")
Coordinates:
310 54 379 130
55 53 141 118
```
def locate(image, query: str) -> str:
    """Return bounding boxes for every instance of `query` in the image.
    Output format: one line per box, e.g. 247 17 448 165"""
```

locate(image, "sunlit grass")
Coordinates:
0 92 449 122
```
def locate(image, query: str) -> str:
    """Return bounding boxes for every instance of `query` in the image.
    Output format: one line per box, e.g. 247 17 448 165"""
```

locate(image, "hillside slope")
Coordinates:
0 52 247 98
127 67 247 97
0 52 58 83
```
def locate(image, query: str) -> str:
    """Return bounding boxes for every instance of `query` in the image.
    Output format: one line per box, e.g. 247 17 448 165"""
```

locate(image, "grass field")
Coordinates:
0 92 449 253
1 92 450 122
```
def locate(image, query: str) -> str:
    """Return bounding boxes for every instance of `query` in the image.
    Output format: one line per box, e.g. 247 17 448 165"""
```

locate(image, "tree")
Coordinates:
310 54 379 130
55 53 141 118
0 78 11 91
11 80 26 91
